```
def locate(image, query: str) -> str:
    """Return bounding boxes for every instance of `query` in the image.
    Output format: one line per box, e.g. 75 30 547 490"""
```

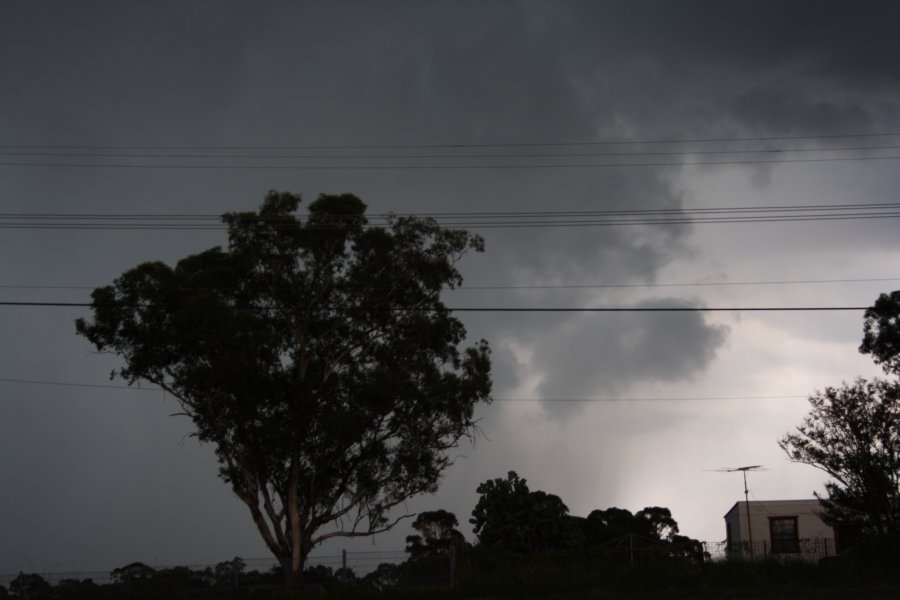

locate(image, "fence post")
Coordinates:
342 549 347 572
763 540 767 558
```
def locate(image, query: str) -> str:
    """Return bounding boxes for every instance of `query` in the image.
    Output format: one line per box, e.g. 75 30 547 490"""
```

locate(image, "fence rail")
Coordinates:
0 537 841 594
703 538 835 562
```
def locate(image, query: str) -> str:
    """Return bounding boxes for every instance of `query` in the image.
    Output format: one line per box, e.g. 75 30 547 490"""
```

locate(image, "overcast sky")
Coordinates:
2 0 899 575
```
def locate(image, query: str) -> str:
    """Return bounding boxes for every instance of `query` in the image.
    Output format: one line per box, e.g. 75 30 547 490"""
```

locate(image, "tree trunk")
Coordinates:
280 555 304 586
279 533 311 586
287 447 304 582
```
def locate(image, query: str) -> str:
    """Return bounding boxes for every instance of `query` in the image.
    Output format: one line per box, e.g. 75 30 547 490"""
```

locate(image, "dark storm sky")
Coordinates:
1 0 899 573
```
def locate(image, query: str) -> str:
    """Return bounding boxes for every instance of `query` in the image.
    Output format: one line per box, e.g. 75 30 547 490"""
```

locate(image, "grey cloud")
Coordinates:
529 298 728 407
730 85 878 137
1 0 898 573
540 1 900 140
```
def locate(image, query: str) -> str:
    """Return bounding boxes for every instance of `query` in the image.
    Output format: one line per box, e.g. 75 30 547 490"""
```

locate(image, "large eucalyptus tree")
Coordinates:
76 191 492 580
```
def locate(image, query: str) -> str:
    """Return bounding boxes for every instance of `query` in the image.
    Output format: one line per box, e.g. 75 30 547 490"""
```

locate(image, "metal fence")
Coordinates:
703 538 835 562
0 550 452 593
0 538 843 595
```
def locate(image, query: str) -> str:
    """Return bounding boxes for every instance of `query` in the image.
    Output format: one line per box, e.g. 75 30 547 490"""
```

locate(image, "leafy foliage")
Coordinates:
213 557 245 588
779 378 900 537
583 506 679 544
860 290 900 375
75 191 492 578
8 573 51 599
635 506 680 540
361 562 400 589
405 510 469 560
470 471 573 552
110 562 156 585
469 472 704 565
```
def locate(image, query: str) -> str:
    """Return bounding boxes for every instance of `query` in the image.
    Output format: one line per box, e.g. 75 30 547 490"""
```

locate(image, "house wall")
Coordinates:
724 499 834 548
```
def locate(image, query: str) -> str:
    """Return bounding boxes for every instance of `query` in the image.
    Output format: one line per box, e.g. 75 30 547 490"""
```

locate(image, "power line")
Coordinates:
2 154 900 171
2 276 896 292
4 203 897 219
458 277 900 290
0 377 808 402
3 214 898 230
499 395 808 402
0 301 869 311
6 202 899 219
2 130 898 150
2 144 899 161
2 203 898 230
0 378 160 392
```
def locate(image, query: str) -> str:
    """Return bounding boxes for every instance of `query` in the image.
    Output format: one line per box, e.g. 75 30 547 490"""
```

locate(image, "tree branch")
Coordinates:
311 512 415 546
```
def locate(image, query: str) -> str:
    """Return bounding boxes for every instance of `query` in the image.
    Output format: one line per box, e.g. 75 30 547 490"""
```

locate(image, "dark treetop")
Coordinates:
76 191 492 578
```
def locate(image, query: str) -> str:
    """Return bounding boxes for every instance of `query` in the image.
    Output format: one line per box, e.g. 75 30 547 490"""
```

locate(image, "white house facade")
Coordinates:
724 499 836 560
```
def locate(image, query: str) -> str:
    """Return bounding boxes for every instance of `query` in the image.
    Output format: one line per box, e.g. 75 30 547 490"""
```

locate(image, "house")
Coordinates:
723 499 837 560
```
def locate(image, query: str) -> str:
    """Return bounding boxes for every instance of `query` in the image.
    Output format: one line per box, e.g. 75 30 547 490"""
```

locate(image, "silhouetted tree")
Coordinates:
470 471 571 552
213 557 245 588
406 509 469 559
8 573 51 599
635 506 679 541
154 566 214 589
779 378 900 537
110 562 156 585
670 534 707 562
581 505 704 561
860 290 900 375
584 507 638 544
301 565 334 585
362 562 400 589
76 192 492 581
55 578 99 598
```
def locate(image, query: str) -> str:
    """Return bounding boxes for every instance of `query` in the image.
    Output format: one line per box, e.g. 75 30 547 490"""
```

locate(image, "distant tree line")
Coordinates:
467 471 704 558
0 472 704 598
360 470 707 590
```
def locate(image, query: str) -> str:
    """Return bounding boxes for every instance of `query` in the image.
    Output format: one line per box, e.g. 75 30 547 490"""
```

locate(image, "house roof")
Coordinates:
723 499 822 519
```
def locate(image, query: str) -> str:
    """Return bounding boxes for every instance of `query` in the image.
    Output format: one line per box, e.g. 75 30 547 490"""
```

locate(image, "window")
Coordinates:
769 517 800 553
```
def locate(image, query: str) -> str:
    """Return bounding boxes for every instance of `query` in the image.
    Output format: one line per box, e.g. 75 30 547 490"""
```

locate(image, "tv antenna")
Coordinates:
710 465 767 558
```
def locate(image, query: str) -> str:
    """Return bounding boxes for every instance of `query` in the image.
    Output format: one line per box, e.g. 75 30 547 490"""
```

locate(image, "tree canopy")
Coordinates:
583 506 679 544
75 191 492 579
782 291 900 541
468 472 702 561
861 290 900 375
779 378 900 538
470 471 572 553
405 510 469 560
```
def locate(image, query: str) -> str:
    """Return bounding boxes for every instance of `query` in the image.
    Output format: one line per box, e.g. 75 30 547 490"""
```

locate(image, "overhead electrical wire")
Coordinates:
2 144 900 161
1 276 896 292
456 277 900 290
1 202 898 230
6 202 900 218
2 130 899 150
0 301 869 311
3 130 900 170
2 154 900 170
0 377 808 403
2 214 897 229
